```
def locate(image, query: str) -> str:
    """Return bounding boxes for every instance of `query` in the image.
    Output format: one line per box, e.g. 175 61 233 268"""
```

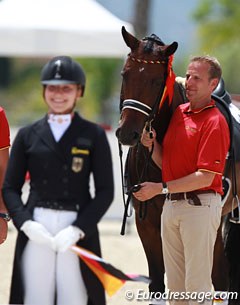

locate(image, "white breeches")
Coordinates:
22 207 88 305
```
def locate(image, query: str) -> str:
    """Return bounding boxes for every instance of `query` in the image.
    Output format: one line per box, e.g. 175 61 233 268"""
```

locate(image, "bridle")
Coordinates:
120 54 168 125
118 51 173 235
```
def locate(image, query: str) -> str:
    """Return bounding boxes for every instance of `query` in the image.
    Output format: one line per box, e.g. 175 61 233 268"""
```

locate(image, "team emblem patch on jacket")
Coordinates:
72 157 83 172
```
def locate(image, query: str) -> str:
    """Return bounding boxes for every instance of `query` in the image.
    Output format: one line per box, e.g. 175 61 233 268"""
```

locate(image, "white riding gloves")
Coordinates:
54 225 85 252
20 220 54 249
21 221 85 252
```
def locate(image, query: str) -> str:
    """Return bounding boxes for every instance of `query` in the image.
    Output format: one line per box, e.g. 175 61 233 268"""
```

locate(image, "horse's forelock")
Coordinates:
143 34 165 54
143 34 165 46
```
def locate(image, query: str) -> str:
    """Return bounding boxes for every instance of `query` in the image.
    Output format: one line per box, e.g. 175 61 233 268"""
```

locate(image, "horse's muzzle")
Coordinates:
115 127 140 146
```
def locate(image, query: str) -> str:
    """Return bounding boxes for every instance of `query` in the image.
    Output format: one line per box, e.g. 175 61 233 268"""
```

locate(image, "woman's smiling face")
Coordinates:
44 84 82 114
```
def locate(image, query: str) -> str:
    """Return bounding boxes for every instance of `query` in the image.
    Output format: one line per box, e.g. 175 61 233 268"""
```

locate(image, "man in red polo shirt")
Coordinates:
134 55 230 305
0 107 10 244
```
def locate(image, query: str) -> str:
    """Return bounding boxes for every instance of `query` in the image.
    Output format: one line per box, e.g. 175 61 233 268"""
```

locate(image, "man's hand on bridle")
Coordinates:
141 127 156 148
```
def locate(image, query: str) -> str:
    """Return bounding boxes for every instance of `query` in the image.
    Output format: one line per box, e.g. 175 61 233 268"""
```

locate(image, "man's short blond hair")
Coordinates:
190 55 222 81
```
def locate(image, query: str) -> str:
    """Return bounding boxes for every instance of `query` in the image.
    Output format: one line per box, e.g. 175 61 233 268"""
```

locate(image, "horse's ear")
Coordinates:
122 26 140 51
164 41 178 57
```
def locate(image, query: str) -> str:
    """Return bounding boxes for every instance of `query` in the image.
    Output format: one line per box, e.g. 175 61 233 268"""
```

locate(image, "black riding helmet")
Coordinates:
41 56 86 96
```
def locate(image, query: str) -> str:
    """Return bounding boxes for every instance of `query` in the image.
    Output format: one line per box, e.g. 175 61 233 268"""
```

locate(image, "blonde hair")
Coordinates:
190 55 222 81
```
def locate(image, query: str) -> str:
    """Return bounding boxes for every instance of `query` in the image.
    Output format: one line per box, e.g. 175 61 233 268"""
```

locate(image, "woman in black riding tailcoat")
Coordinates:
2 56 114 305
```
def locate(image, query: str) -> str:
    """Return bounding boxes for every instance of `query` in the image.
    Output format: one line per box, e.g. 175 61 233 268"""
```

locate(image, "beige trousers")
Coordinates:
161 193 222 305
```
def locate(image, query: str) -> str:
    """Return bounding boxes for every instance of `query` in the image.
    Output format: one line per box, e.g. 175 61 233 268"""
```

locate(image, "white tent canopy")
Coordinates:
0 0 133 57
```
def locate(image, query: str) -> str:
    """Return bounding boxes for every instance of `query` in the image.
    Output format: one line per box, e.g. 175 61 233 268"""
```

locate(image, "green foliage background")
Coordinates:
191 0 240 93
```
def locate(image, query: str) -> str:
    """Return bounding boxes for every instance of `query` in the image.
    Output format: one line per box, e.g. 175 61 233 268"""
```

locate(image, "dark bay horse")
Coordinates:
116 26 240 304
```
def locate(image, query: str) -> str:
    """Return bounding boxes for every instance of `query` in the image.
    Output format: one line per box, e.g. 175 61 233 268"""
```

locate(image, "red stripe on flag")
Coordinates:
71 245 151 296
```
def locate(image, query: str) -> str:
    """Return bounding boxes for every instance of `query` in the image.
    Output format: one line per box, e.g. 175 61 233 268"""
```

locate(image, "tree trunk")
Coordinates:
0 57 11 88
133 0 152 38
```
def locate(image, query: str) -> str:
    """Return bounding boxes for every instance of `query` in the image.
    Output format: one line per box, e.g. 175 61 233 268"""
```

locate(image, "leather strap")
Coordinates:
162 182 168 189
167 190 216 206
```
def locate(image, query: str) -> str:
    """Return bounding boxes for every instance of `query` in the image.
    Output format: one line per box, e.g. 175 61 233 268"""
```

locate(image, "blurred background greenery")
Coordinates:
0 0 240 128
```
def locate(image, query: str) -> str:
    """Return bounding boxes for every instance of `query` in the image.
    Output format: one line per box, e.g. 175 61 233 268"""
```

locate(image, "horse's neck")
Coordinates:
153 81 186 144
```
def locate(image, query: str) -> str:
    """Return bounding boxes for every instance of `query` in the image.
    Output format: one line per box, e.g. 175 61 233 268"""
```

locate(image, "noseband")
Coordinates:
121 99 152 117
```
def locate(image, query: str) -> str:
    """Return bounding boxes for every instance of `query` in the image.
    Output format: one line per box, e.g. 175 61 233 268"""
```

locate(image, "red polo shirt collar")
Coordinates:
183 100 216 115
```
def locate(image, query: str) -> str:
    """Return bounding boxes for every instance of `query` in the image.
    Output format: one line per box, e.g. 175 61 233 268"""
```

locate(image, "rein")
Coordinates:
118 54 172 235
119 138 154 235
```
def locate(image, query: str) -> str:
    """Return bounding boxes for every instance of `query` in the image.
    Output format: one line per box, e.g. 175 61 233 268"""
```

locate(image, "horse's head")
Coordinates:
116 26 178 146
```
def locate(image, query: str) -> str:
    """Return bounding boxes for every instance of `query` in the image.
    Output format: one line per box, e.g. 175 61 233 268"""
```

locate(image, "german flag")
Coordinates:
71 245 151 296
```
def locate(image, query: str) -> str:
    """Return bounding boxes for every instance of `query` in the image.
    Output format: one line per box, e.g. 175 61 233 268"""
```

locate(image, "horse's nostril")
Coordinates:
133 131 140 141
115 128 140 146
